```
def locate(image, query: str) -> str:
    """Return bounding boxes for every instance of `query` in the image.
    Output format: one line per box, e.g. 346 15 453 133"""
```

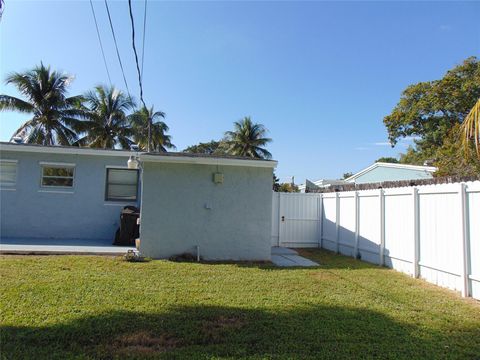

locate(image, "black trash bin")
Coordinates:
113 206 140 246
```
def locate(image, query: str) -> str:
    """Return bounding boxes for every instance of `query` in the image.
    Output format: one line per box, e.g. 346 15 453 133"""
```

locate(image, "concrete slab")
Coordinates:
0 238 134 255
283 254 319 267
271 254 299 267
271 247 319 267
271 247 298 256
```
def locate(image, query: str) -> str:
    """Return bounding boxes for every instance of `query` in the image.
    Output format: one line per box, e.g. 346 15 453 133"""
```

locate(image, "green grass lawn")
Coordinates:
1 249 479 359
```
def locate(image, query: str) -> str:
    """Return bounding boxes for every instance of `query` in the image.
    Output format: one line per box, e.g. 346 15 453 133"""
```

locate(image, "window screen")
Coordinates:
105 168 138 201
0 161 17 187
41 164 75 187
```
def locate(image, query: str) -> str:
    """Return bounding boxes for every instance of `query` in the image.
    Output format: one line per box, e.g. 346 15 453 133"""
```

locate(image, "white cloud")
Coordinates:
373 142 391 146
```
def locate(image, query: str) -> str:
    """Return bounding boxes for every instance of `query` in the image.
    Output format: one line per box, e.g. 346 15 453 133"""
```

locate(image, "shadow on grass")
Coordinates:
2 305 478 359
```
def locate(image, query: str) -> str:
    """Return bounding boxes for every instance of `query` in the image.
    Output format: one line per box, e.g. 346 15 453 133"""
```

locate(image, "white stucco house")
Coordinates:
300 162 437 192
0 142 277 261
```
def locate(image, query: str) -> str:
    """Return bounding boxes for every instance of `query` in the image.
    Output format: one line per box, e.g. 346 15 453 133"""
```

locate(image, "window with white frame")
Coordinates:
41 163 75 187
0 160 17 187
105 168 138 201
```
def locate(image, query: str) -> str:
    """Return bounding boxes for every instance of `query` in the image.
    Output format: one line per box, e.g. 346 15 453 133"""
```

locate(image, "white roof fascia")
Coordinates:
0 143 277 168
0 143 133 157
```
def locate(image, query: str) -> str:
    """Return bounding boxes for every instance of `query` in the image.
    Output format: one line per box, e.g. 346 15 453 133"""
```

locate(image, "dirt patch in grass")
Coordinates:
201 315 246 343
109 331 182 356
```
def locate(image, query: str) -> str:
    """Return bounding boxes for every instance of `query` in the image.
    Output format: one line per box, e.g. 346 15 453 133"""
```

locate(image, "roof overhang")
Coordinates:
0 142 277 169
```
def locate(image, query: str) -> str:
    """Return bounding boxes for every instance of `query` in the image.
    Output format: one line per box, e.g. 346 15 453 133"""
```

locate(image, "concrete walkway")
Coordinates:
0 238 134 255
271 247 319 267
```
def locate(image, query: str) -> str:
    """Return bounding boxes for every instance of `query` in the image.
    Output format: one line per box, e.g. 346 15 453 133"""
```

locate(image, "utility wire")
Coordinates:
104 0 132 99
89 0 112 87
141 0 147 81
128 0 146 110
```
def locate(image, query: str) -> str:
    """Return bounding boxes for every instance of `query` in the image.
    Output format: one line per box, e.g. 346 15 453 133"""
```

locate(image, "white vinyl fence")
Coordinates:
271 181 480 300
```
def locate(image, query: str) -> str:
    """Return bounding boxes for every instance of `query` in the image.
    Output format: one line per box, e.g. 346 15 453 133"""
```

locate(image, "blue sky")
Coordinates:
1 1 479 183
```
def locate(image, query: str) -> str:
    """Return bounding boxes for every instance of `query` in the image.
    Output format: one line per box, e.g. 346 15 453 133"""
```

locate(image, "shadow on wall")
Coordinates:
2 305 475 359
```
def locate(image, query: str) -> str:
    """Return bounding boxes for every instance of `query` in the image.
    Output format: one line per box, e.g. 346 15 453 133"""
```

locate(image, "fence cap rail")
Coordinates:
307 176 480 193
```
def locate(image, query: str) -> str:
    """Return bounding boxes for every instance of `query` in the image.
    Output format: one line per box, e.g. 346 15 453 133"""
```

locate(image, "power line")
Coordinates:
104 0 132 99
141 0 147 81
128 0 146 109
89 0 112 87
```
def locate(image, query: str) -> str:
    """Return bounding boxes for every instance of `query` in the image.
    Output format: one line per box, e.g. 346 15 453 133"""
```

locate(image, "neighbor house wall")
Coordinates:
354 167 433 184
139 162 273 260
0 150 138 241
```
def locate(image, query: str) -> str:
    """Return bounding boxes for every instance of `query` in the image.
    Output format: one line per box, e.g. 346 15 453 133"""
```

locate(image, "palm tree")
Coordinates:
77 85 135 149
128 106 175 152
462 98 480 157
0 63 84 145
224 117 272 159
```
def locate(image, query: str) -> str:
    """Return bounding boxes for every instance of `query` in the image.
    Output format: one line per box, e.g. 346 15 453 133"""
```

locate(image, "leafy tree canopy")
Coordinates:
384 57 480 152
276 183 299 193
384 57 480 174
434 124 480 177
342 172 353 179
183 140 226 155
376 157 399 163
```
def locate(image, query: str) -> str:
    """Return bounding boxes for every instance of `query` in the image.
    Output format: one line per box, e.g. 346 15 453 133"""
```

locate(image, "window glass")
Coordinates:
106 168 138 201
0 161 17 187
41 165 75 187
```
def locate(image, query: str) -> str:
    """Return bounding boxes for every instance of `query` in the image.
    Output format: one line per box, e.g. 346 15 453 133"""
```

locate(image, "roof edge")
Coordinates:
139 153 277 168
0 142 277 168
345 162 437 181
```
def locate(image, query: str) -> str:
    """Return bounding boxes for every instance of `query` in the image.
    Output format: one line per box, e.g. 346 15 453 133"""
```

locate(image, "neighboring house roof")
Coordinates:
298 179 347 192
345 162 436 183
0 142 277 168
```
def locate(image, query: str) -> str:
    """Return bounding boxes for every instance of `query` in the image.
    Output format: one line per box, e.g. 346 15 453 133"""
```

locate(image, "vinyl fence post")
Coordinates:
335 192 340 253
379 189 385 266
412 187 420 279
459 183 470 298
278 192 283 247
354 191 359 259
318 194 323 249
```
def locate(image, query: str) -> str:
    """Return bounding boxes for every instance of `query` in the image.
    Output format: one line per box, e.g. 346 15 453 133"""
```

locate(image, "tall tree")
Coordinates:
77 85 135 149
224 117 272 159
129 106 175 152
0 63 84 145
384 57 480 165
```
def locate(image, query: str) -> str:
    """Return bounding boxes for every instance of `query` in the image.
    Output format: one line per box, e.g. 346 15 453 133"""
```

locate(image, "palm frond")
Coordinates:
0 95 34 113
462 98 480 157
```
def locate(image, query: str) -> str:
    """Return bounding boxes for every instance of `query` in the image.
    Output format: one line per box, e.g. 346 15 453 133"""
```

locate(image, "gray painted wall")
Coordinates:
0 150 138 241
139 162 273 261
354 166 434 184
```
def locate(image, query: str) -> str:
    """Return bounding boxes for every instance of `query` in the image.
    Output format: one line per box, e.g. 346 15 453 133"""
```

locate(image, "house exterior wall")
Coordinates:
353 166 434 184
139 161 273 261
0 150 138 241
